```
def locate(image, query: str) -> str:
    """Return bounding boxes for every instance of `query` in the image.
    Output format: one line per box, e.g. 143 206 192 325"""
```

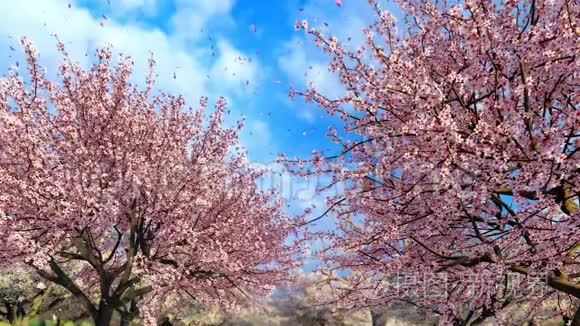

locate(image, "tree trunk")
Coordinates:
119 311 131 326
94 306 114 326
370 308 383 326
6 303 16 324
119 299 138 326
571 304 580 326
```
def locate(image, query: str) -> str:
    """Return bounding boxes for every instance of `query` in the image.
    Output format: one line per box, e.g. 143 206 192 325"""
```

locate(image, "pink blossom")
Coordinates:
0 39 300 325
289 0 579 323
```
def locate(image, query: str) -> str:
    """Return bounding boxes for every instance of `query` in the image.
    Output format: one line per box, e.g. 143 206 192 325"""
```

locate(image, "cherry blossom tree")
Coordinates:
288 0 579 324
0 39 299 325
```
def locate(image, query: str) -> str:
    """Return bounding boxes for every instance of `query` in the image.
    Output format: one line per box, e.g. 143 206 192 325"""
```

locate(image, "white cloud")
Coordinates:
298 109 316 123
0 0 262 109
210 39 261 95
250 120 271 143
240 119 276 162
277 37 344 124
277 0 379 123
169 0 236 43
295 0 372 47
278 37 343 100
116 0 157 14
175 0 235 13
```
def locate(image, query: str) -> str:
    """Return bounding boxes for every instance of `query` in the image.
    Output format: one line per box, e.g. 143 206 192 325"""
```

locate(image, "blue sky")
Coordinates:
0 0 399 270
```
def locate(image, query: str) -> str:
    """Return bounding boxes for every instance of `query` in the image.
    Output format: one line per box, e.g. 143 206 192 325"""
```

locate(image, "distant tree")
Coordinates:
174 272 372 326
0 39 299 325
267 275 348 325
262 272 370 326
0 268 68 325
289 0 579 324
